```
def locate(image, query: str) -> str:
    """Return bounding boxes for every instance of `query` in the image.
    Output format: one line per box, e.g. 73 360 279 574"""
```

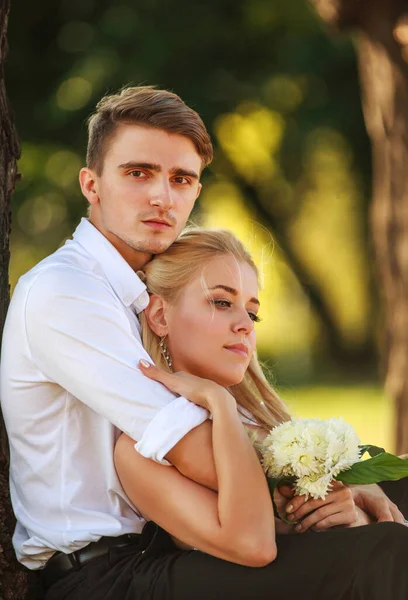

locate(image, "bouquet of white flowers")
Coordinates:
260 417 408 512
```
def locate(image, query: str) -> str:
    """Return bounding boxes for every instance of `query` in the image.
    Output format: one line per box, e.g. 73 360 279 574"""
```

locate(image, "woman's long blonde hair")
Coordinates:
139 228 290 431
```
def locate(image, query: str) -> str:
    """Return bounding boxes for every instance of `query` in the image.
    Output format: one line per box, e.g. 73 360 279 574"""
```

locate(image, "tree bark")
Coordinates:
309 0 408 453
0 0 28 597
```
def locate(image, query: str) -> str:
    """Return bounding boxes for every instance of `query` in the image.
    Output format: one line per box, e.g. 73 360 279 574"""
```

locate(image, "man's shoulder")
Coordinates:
26 238 99 276
14 242 108 305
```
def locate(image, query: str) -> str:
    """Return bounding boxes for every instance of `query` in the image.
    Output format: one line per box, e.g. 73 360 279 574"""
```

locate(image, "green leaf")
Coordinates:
358 444 385 458
337 453 408 485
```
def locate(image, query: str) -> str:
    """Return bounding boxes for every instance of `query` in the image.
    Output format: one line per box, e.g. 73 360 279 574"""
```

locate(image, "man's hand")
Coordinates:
350 483 405 524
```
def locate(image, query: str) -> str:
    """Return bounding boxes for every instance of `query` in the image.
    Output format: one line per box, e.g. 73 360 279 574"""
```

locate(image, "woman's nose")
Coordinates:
232 309 255 334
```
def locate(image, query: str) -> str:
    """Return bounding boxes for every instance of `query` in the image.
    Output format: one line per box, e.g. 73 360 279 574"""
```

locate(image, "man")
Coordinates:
1 85 407 600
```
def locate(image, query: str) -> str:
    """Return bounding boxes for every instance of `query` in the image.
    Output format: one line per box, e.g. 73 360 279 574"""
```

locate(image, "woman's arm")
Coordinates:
115 365 276 567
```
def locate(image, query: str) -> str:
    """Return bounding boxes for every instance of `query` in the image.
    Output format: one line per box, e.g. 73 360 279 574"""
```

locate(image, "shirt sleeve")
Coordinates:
24 266 209 464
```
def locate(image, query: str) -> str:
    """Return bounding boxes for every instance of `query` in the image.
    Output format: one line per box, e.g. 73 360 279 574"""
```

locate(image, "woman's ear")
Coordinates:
144 295 169 337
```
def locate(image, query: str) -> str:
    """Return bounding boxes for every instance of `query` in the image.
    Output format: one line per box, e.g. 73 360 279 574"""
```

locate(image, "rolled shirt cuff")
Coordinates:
134 396 209 465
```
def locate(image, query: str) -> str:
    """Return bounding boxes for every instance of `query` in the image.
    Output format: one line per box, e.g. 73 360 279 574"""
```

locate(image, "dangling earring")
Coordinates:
159 337 173 370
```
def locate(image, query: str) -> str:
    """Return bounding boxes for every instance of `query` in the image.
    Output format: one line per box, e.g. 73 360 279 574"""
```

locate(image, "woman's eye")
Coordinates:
212 299 231 308
248 312 261 323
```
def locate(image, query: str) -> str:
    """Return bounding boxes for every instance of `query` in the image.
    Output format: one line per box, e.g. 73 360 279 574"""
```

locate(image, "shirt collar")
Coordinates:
72 218 149 313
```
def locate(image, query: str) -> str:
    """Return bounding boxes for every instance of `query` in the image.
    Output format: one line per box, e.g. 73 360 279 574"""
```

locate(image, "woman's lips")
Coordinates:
224 344 248 357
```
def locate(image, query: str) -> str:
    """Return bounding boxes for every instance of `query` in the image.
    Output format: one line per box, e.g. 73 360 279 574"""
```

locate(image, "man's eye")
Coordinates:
173 176 190 185
129 170 144 178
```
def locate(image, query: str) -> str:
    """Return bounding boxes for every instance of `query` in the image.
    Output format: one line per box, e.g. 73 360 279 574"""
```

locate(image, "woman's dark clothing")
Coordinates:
43 479 408 600
380 477 408 515
44 518 408 600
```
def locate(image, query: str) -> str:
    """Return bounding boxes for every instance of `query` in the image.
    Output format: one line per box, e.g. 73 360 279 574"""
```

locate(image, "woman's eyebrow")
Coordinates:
208 284 260 306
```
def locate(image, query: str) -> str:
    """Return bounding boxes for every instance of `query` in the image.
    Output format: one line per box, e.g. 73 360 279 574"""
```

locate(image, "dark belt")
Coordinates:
42 533 142 591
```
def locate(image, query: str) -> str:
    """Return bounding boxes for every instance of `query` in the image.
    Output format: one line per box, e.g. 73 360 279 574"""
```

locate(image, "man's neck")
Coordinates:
88 217 152 271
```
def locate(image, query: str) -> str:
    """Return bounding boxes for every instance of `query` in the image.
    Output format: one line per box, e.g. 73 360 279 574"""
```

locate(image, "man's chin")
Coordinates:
135 239 175 255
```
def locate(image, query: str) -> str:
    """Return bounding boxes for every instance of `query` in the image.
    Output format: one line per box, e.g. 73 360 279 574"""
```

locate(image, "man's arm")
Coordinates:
25 266 208 463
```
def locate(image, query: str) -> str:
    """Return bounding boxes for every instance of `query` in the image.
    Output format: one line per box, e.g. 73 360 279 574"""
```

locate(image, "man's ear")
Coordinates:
144 295 169 338
79 167 99 206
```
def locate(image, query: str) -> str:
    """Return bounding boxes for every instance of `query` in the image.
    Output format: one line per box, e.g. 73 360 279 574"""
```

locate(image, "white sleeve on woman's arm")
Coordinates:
24 266 208 464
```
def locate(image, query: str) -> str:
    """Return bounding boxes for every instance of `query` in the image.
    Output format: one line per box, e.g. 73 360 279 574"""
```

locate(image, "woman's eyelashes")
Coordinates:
209 299 261 323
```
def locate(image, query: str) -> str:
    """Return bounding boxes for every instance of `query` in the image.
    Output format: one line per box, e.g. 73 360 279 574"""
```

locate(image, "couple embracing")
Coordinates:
1 85 408 600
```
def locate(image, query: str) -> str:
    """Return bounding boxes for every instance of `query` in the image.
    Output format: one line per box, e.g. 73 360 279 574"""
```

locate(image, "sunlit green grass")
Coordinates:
279 384 394 453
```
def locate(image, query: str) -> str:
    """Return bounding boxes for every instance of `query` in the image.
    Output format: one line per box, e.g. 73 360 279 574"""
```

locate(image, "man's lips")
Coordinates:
142 218 172 230
224 344 249 357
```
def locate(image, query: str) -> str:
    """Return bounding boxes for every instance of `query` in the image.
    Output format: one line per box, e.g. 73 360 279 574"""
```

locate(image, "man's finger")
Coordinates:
375 500 400 523
389 504 405 525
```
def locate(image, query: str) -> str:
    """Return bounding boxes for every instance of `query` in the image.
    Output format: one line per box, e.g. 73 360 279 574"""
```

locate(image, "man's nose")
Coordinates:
149 179 174 210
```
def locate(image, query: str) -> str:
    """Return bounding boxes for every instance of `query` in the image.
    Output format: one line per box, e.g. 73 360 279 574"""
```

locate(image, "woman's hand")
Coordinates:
282 481 367 532
273 487 296 534
139 359 235 412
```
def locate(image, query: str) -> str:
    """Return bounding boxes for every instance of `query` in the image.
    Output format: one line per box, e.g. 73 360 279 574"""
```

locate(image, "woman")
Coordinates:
114 228 408 599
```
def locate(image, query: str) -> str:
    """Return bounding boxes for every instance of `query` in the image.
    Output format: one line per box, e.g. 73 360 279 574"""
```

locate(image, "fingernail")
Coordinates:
140 359 151 368
295 524 302 532
286 504 294 514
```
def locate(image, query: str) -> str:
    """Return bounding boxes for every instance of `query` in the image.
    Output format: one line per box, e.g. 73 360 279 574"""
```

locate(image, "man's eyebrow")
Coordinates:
170 167 199 180
208 284 260 306
118 162 161 171
117 163 199 180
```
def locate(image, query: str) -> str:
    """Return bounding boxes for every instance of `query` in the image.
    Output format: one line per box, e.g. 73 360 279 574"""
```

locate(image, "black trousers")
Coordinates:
44 480 408 600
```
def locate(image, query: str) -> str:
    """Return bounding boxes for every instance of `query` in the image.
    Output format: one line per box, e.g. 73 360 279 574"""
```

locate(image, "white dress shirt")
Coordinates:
0 218 209 569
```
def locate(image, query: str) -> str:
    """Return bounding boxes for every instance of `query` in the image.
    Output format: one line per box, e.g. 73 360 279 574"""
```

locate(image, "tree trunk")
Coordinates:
309 0 408 453
0 0 27 597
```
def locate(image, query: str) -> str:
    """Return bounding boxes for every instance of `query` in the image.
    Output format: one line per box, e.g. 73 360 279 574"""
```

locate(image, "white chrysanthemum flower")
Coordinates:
296 472 334 499
260 417 361 499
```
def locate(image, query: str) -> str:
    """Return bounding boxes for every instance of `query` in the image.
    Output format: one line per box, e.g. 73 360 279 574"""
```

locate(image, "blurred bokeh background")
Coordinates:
5 0 393 448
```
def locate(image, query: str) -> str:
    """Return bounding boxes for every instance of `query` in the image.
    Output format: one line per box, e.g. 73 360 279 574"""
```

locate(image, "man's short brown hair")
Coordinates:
86 85 213 175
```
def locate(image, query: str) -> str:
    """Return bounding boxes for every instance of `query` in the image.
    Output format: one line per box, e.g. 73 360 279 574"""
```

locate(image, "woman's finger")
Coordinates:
138 360 219 411
286 483 351 522
310 508 358 532
287 490 344 522
139 359 183 394
296 502 357 533
285 481 343 517
278 485 295 500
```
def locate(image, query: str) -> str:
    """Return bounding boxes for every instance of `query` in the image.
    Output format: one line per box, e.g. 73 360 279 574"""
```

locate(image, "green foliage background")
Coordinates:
6 0 392 445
